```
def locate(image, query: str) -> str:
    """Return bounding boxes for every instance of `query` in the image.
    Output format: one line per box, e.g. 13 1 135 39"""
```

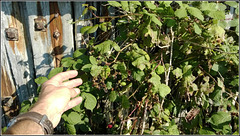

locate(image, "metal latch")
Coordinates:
5 27 18 41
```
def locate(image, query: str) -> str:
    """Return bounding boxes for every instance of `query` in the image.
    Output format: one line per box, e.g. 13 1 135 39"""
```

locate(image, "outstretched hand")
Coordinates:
29 70 83 128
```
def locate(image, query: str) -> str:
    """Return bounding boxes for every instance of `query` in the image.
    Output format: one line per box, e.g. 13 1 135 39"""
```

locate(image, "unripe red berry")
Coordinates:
108 124 113 129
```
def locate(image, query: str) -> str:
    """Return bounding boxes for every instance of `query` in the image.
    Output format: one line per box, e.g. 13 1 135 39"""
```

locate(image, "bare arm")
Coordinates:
4 70 83 135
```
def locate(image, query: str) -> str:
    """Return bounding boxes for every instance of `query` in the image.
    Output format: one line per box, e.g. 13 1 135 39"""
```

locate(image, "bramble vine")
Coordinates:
20 1 239 135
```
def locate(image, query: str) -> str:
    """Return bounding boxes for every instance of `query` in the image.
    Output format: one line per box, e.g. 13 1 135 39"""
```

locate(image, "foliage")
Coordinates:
20 1 239 135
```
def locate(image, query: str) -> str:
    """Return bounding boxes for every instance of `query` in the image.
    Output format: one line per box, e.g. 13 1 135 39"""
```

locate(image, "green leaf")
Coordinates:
88 6 97 11
99 23 107 32
72 103 82 113
209 111 231 126
121 95 130 109
153 130 161 135
65 123 76 134
217 77 224 89
208 24 225 38
82 8 88 16
225 1 238 8
35 76 48 84
228 19 239 27
89 56 98 65
130 1 141 6
153 103 160 114
73 49 87 58
201 2 217 11
79 124 91 132
168 125 179 135
151 16 162 27
106 81 112 89
156 65 165 75
111 41 120 51
94 40 111 54
209 88 222 106
212 63 219 72
112 62 128 79
20 100 31 113
148 72 161 86
90 65 102 77
193 22 202 35
108 1 122 7
172 67 182 78
86 24 98 34
166 19 176 27
175 8 188 19
83 93 97 111
133 70 145 82
109 91 117 102
208 11 225 20
67 111 82 124
81 64 92 72
82 4 88 7
100 66 111 79
144 1 156 10
79 82 92 93
199 127 216 135
187 7 204 21
48 67 63 79
61 58 75 67
158 84 171 98
121 1 129 12
132 56 150 70
80 26 92 34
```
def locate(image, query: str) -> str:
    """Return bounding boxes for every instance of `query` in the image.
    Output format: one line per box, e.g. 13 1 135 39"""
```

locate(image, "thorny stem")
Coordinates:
184 40 238 54
141 99 149 135
73 13 142 24
165 27 174 86
198 65 218 84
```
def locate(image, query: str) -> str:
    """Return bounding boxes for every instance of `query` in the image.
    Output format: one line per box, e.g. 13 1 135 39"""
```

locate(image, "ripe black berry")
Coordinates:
101 62 106 66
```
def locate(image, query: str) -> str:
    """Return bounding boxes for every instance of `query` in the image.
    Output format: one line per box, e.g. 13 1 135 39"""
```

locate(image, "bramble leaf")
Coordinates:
109 91 117 102
175 8 188 19
193 22 202 35
48 67 63 79
87 24 98 34
82 92 97 111
121 95 130 109
108 1 122 7
187 7 204 21
35 76 48 84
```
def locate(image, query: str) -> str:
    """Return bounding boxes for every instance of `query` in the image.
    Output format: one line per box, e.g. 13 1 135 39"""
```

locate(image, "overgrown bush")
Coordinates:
20 1 239 135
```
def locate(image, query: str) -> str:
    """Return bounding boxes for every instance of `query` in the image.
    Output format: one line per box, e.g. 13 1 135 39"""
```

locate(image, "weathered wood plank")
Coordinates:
1 2 37 104
25 1 74 77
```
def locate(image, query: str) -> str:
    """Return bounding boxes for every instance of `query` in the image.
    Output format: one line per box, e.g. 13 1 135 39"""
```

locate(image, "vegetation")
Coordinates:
20 1 239 135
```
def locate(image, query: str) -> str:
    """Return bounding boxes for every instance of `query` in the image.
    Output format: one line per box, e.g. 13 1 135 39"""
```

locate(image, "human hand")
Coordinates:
29 70 83 128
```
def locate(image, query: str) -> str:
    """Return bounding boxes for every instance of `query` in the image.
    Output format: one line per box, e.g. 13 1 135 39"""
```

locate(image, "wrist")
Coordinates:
29 102 54 125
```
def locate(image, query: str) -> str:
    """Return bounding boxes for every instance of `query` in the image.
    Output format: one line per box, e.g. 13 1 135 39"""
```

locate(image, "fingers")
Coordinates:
64 97 83 112
62 78 83 88
70 88 81 98
50 70 78 85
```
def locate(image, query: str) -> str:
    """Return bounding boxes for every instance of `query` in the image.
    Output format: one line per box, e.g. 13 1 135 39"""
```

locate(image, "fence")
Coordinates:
1 1 108 127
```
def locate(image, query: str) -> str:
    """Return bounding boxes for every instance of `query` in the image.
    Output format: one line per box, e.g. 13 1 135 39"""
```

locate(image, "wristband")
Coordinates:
7 112 53 134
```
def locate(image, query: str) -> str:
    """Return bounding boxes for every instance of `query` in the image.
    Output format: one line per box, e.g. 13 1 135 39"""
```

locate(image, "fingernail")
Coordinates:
75 78 82 84
74 88 80 94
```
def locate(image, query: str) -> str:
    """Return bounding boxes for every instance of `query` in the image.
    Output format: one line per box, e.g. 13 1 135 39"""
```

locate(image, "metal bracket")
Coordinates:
34 17 47 31
5 27 18 41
